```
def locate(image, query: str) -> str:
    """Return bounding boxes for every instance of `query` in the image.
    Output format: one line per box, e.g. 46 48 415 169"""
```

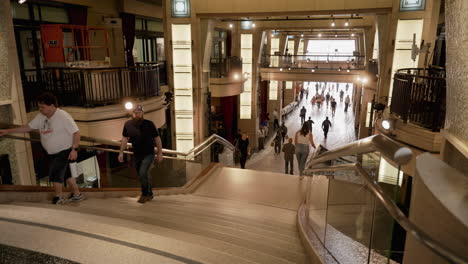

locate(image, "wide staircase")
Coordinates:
0 125 467 264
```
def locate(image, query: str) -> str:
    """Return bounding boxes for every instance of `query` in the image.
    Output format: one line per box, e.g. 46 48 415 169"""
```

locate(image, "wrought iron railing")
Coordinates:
209 56 243 78
390 68 446 131
135 61 167 85
261 54 366 70
21 65 161 111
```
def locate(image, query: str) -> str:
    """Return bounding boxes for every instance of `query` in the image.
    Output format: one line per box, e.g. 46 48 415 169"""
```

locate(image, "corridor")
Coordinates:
247 82 357 175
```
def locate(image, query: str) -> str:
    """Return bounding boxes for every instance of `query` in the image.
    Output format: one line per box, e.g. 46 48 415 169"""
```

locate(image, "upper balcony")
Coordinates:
378 68 446 152
260 54 366 82
21 64 166 112
209 56 246 97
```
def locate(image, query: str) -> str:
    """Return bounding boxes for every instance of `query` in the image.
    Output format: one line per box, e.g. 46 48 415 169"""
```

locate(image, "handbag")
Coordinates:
270 141 274 147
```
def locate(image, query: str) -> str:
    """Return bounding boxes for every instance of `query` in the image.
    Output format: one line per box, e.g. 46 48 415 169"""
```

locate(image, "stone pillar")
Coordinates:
279 35 287 55
442 0 468 172
237 30 263 148
0 0 35 185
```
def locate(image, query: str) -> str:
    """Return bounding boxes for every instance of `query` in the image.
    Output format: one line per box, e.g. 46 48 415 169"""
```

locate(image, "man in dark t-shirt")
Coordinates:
118 105 163 203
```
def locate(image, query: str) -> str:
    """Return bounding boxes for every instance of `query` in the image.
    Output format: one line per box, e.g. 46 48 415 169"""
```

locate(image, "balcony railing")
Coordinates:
135 61 167 85
390 68 446 131
21 66 161 111
261 54 365 70
209 56 243 78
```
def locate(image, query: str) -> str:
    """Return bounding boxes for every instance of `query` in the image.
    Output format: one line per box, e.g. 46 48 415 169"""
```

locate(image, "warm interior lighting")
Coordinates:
344 20 349 27
124 102 134 110
335 34 338 38
318 33 322 37
280 68 283 71
338 67 342 72
311 69 315 72
233 73 239 79
351 33 355 37
382 120 391 130
288 67 291 71
18 0 27 3
252 23 256 28
331 21 336 27
347 68 351 72
301 33 304 37
229 23 233 28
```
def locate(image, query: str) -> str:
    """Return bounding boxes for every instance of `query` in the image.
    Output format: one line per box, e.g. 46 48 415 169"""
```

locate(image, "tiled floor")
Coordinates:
247 82 357 175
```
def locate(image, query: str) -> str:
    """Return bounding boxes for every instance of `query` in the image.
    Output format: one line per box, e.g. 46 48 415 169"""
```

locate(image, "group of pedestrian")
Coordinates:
0 92 163 204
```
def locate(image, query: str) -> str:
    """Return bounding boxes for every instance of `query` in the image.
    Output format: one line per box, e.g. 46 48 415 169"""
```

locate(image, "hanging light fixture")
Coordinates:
344 20 350 27
351 33 355 37
347 67 351 72
330 15 336 27
318 33 322 37
229 23 233 28
338 67 342 72
252 23 256 28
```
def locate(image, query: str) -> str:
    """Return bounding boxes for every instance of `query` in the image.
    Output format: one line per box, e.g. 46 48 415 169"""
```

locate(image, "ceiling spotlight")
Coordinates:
331 21 336 27
347 68 351 72
338 67 342 72
18 0 27 3
301 34 304 37
311 69 315 72
346 60 350 63
252 23 256 28
335 34 338 38
351 33 355 37
124 102 134 110
326 60 329 63
288 67 291 71
229 23 233 28
382 120 391 130
280 68 283 71
344 20 349 27
233 73 239 79
318 33 322 37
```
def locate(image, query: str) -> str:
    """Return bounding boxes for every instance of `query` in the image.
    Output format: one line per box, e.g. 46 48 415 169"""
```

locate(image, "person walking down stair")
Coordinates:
295 123 316 176
274 131 282 155
237 133 251 169
280 122 288 143
119 105 163 204
300 106 307 125
322 117 333 139
0 93 84 204
282 138 295 175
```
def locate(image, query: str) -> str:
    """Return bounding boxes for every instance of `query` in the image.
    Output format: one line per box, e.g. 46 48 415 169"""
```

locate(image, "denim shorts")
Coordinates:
48 148 72 183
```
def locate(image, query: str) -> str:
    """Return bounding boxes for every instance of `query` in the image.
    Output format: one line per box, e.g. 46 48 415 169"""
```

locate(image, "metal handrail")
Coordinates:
0 123 235 158
303 164 468 264
304 135 413 171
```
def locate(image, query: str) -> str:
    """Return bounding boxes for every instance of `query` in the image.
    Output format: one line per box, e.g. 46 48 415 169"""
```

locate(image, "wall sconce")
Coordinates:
172 0 190 17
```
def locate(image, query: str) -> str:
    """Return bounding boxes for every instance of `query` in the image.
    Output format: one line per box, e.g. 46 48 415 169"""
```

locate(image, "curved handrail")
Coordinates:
303 164 468 264
304 134 413 171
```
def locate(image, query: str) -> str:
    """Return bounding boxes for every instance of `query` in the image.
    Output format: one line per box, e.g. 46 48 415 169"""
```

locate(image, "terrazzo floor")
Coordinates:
247 82 357 175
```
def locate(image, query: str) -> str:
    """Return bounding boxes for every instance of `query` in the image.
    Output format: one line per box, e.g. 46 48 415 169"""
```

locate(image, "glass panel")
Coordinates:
10 2 30 20
147 20 163 32
40 6 69 23
156 38 165 61
325 171 375 264
307 175 330 243
135 19 143 31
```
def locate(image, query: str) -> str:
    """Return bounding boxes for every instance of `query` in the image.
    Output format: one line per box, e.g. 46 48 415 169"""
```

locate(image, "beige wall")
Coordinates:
193 0 392 15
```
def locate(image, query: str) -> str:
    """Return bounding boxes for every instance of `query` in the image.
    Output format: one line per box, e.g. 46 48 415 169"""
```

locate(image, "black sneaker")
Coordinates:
52 196 65 205
68 193 85 202
137 196 148 203
147 194 154 201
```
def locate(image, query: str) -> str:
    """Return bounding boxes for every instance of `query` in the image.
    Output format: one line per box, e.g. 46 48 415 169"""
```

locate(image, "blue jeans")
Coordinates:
135 154 154 196
295 144 309 176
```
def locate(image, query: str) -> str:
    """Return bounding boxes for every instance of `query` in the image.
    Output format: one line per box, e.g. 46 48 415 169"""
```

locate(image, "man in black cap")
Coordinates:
118 105 163 203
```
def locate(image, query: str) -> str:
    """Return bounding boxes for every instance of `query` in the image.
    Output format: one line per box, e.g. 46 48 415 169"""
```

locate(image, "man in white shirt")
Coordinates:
0 93 82 204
